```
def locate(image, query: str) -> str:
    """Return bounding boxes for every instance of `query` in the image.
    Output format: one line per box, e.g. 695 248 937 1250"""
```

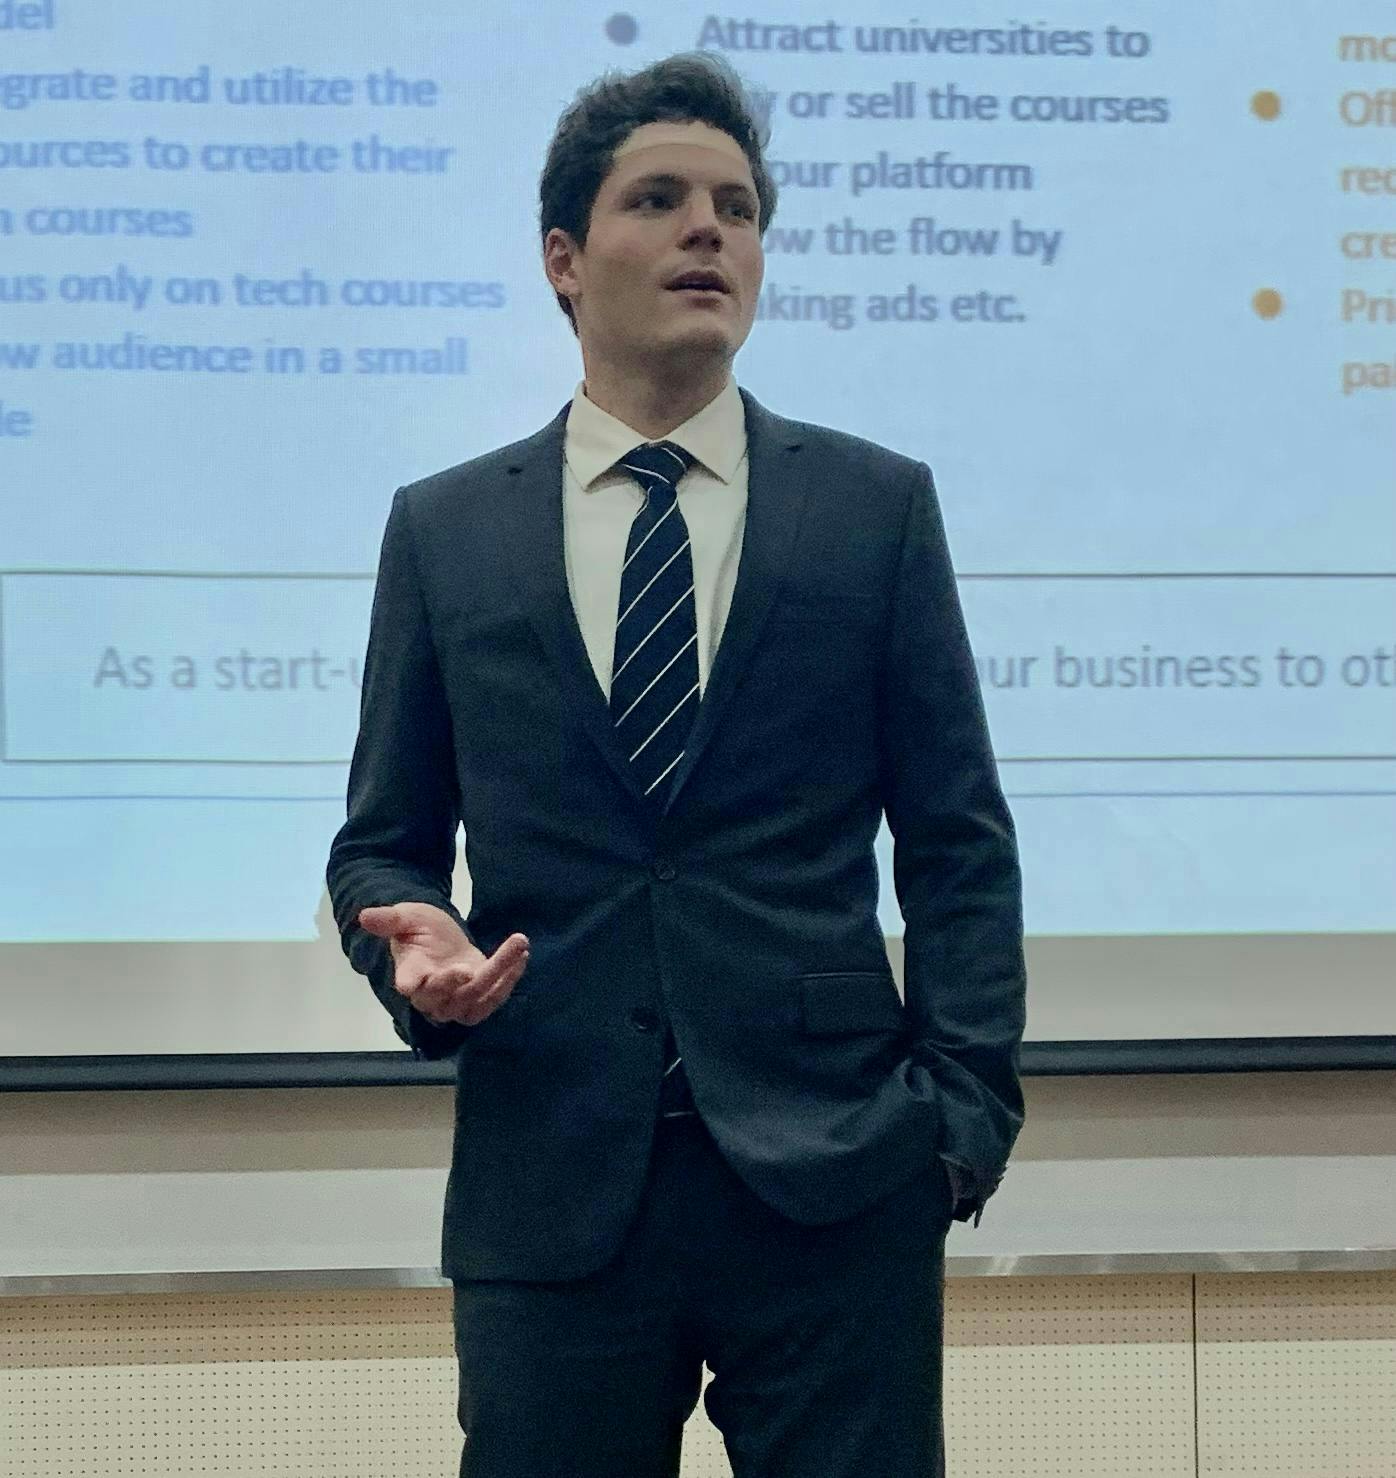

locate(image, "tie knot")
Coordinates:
617 440 695 495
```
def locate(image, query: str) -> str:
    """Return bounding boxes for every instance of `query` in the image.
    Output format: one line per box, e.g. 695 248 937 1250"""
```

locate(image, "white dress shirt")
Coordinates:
561 376 749 701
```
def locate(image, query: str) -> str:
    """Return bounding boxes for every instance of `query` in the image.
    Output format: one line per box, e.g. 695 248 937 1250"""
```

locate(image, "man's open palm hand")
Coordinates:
358 903 529 1027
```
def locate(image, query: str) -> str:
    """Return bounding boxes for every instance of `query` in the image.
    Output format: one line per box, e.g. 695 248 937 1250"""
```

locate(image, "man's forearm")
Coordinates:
328 485 471 1059
879 459 1028 1220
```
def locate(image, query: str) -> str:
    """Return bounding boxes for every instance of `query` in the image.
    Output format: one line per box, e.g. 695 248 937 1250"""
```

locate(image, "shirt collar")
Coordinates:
565 376 747 491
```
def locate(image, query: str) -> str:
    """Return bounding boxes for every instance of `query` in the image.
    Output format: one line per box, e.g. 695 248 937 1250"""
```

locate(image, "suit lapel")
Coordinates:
497 387 809 816
663 389 807 814
498 401 649 808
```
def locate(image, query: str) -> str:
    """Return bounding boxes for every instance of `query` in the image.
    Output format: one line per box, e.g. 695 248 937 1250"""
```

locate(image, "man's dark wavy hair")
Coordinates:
539 52 778 335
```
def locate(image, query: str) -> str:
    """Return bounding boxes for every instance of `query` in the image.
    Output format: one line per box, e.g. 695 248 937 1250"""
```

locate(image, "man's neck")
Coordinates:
581 360 731 441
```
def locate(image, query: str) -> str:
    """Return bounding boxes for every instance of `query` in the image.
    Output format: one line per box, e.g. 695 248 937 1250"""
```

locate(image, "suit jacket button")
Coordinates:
628 1008 660 1033
651 859 677 881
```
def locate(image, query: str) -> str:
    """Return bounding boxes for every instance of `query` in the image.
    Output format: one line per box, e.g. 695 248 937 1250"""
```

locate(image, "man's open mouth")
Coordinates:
667 273 729 294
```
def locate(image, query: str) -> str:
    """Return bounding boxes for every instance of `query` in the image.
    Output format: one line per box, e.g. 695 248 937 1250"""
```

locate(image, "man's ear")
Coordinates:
543 227 581 304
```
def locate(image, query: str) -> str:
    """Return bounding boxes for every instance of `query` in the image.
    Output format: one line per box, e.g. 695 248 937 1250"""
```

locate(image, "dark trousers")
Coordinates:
451 1111 951 1477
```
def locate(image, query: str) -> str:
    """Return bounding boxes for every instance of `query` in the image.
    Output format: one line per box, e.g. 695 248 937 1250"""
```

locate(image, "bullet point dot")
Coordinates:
606 13 638 44
1252 289 1283 319
1251 91 1282 121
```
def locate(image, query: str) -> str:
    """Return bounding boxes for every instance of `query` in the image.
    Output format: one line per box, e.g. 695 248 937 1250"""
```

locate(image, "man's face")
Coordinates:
546 120 765 370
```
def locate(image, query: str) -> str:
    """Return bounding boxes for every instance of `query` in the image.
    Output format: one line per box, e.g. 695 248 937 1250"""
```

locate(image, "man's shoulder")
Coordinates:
394 409 565 518
751 395 928 483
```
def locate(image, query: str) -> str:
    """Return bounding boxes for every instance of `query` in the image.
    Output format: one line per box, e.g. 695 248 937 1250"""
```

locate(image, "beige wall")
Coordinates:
3 1272 1394 1476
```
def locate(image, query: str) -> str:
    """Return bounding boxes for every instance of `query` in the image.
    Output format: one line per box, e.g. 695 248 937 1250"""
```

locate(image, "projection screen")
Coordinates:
1 0 1391 1078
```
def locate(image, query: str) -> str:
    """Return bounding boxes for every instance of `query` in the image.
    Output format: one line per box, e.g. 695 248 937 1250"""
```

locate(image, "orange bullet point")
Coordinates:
1251 91 1282 121
1253 289 1284 319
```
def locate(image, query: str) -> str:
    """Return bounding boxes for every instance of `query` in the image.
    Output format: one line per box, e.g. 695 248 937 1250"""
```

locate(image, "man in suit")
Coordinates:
327 50 1026 1478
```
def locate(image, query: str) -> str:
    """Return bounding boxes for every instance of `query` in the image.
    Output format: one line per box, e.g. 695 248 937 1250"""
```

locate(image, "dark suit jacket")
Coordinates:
326 386 1026 1282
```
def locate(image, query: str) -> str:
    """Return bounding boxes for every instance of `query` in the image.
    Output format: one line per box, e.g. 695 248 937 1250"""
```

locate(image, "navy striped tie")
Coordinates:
611 439 699 1119
610 440 700 810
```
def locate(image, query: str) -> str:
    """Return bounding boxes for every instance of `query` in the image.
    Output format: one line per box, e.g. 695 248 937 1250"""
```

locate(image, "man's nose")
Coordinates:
678 194 725 246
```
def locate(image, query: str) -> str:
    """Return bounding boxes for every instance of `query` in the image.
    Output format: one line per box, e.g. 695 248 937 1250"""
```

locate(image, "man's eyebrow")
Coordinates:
624 171 758 202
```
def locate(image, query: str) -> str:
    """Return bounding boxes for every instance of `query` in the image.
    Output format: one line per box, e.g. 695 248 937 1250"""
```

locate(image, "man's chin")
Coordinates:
644 319 744 363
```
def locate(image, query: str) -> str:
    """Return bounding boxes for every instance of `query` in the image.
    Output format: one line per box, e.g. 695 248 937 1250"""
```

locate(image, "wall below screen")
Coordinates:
2 1072 1393 1280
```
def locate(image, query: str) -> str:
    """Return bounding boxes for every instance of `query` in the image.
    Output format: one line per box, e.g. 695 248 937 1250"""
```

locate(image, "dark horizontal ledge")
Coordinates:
1 1037 1393 1092
1021 1036 1396 1075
